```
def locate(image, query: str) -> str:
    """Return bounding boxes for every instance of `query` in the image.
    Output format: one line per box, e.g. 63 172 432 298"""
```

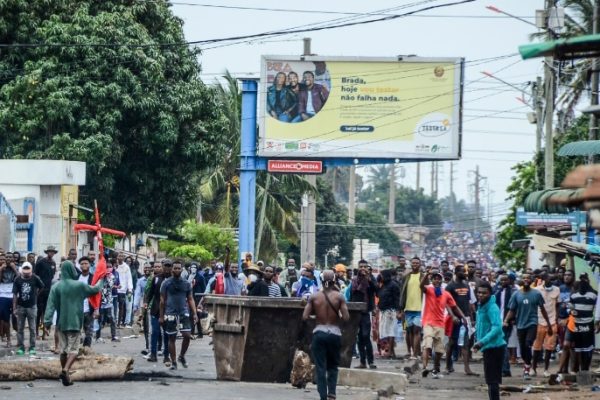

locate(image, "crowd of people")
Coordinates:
2 244 600 400
422 230 497 270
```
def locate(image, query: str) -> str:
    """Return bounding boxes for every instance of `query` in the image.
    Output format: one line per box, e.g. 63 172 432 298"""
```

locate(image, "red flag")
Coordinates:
73 200 125 310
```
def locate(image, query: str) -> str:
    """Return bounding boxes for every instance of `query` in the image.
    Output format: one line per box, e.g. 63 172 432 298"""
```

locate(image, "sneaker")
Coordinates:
543 370 551 378
355 364 367 369
369 364 377 369
445 367 455 374
16 348 25 356
95 338 105 344
141 349 149 356
163 357 171 367
125 325 132 329
169 362 178 371
178 355 188 368
28 348 36 356
529 369 537 377
422 368 431 378
147 354 158 362
111 337 120 342
431 371 443 379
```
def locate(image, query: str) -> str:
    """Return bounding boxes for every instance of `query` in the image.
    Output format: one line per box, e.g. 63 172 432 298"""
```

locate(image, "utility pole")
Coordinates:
348 165 356 223
300 37 316 264
544 0 555 188
589 0 600 164
416 162 421 191
388 164 395 224
470 165 486 233
434 162 439 199
449 161 455 215
534 76 544 155
430 162 435 198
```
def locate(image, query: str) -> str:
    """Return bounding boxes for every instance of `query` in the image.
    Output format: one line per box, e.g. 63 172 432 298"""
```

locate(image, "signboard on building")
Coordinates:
516 207 586 226
60 185 78 218
259 55 464 160
267 160 323 174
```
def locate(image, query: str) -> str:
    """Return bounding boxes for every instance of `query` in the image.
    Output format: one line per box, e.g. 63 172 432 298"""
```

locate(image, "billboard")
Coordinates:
258 55 464 159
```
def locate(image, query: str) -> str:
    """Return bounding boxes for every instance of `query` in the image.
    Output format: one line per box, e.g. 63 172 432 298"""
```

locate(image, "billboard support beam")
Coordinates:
239 80 258 264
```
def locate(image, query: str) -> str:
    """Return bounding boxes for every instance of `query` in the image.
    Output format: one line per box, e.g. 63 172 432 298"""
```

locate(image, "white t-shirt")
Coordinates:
536 285 561 326
78 274 91 313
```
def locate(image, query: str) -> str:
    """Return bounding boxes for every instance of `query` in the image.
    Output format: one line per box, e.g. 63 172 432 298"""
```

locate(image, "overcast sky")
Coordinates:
171 1 560 225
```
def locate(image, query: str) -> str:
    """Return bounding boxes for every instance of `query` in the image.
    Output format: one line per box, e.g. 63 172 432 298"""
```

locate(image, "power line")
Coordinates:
0 0 475 48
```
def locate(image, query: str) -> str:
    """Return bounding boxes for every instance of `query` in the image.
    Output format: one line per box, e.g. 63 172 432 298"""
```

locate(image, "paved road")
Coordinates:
1 325 598 399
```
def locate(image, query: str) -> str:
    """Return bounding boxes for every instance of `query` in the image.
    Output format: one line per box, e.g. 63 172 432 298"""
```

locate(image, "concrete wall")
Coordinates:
0 160 86 260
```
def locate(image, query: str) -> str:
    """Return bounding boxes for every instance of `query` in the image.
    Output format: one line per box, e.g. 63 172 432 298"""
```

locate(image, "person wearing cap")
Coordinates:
35 245 57 338
420 269 467 379
12 262 44 355
334 264 348 290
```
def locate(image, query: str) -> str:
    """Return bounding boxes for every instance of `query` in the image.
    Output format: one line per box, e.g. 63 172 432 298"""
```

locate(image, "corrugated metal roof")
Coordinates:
524 188 584 214
519 33 600 60
557 140 600 156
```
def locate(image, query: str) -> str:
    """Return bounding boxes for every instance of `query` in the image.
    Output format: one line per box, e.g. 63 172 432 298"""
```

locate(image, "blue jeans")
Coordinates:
502 326 512 374
150 315 168 356
311 331 341 400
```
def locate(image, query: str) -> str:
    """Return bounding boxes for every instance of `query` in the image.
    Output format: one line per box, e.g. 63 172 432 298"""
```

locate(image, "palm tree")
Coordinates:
531 1 595 119
199 71 316 261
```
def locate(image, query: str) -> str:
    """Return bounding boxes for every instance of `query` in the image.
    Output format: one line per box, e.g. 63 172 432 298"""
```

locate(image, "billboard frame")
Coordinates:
258 55 464 161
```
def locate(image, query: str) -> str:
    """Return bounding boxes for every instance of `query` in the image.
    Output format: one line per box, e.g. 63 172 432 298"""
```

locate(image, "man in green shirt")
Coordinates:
44 261 104 386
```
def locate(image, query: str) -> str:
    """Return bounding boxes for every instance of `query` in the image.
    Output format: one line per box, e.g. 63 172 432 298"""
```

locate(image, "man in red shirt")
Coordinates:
420 269 468 378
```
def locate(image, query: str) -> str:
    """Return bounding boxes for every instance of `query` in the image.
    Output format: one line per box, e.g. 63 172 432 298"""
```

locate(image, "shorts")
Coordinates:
0 298 12 322
379 309 397 339
404 311 422 328
423 325 445 354
532 324 557 351
58 330 81 355
164 313 192 336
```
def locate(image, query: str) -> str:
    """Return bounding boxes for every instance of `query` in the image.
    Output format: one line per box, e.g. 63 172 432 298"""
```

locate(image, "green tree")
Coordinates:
494 115 588 267
355 209 402 256
0 1 227 233
316 178 354 266
493 162 536 267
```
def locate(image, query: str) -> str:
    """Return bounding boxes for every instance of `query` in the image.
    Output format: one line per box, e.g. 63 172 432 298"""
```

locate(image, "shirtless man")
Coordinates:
303 270 350 400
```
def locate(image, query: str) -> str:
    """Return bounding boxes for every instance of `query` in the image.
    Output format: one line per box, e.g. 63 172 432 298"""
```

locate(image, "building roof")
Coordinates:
0 160 86 186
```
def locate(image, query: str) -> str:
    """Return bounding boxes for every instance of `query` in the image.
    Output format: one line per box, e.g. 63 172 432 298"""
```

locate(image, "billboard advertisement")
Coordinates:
258 56 464 159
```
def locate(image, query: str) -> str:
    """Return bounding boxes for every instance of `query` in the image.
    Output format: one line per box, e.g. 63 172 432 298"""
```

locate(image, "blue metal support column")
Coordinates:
239 80 258 263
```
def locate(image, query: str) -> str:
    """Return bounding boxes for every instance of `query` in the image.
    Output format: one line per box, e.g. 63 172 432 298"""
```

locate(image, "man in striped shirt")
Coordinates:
565 273 597 372
249 266 287 297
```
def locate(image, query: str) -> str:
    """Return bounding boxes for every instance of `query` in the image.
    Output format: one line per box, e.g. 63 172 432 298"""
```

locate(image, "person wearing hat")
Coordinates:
12 262 45 355
334 264 348 290
244 264 263 294
420 269 468 379
34 245 57 339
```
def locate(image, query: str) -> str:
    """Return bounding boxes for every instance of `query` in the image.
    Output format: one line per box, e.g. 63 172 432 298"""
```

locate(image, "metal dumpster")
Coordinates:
203 295 366 383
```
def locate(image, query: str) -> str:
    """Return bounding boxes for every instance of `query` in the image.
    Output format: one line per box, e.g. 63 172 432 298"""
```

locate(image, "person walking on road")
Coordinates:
12 262 44 355
503 273 552 380
420 269 467 378
44 261 104 386
303 270 350 400
159 260 197 370
473 281 506 400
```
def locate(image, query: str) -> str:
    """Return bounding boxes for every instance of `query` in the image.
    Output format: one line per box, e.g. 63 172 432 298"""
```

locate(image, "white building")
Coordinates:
0 160 86 258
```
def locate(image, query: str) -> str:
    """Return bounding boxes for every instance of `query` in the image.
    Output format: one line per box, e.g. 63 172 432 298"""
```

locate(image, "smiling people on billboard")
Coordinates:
266 62 331 123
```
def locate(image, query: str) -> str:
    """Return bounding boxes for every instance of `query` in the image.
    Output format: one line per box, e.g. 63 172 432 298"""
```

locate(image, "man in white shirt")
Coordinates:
77 257 95 348
116 252 133 327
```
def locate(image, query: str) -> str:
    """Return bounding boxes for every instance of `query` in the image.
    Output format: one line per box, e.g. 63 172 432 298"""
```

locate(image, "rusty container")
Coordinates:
203 295 365 383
